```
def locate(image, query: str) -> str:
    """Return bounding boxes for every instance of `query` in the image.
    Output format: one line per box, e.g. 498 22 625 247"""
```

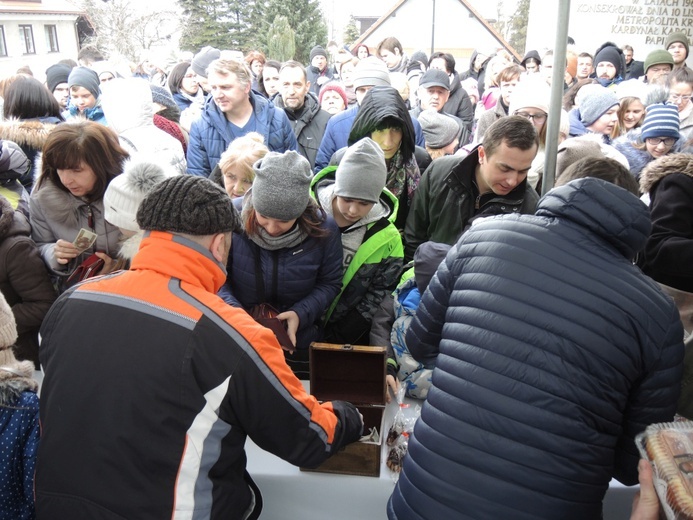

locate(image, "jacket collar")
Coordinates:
537 178 650 258
131 231 227 293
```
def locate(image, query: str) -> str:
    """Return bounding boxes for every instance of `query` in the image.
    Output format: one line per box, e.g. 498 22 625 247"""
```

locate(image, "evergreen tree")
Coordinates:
261 0 327 63
507 0 530 56
267 16 296 62
178 0 233 52
343 16 360 46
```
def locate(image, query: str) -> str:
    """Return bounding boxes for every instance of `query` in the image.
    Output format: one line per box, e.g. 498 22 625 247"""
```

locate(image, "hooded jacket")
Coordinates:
613 128 684 179
311 167 403 344
36 231 362 519
390 178 684 520
187 90 298 176
29 175 121 280
349 86 421 229
101 79 187 175
273 92 331 169
0 362 39 520
639 153 693 292
0 197 56 365
443 71 474 141
403 147 539 261
314 107 426 174
0 117 60 190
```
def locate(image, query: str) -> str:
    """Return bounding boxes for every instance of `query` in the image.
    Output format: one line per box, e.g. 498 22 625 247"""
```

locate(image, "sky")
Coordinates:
320 0 517 42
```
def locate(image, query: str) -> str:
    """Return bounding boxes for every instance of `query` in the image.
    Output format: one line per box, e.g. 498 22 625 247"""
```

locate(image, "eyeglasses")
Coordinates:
646 137 677 146
514 111 547 123
668 93 692 102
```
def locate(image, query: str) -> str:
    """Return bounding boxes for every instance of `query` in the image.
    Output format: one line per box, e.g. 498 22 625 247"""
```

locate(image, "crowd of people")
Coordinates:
0 32 690 519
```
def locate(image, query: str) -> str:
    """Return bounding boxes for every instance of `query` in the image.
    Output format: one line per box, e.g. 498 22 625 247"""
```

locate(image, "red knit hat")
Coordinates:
319 81 348 108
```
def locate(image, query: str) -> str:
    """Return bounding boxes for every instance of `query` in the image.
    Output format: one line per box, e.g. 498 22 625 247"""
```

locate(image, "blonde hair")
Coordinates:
218 132 269 183
485 52 513 90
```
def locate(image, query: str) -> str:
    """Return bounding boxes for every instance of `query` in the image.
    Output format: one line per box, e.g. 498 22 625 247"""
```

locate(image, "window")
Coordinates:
19 25 35 54
44 25 58 52
0 27 6 57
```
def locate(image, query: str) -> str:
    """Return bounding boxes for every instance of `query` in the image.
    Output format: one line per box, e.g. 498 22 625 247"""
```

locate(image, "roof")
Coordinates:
0 0 84 15
352 0 520 61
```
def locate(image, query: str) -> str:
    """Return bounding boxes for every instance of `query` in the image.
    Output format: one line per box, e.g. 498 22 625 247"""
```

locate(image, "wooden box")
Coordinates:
302 342 387 477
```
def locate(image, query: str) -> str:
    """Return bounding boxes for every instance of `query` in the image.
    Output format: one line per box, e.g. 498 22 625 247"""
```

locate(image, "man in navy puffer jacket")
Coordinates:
388 171 684 519
187 59 297 176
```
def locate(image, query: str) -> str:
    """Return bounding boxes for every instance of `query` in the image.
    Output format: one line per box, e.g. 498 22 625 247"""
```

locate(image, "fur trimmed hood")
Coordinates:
0 118 58 150
0 361 38 406
639 152 693 194
0 194 29 240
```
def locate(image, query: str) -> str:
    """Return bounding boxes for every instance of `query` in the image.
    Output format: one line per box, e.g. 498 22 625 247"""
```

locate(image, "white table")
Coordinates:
244 382 639 520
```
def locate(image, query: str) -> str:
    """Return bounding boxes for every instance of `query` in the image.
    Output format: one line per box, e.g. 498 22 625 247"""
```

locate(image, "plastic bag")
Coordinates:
386 385 421 479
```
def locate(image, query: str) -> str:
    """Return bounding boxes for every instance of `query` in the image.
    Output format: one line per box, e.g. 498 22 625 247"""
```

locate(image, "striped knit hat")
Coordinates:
640 103 680 140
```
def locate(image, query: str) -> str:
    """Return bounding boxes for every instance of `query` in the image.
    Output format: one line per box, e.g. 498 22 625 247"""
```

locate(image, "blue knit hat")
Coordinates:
640 103 680 140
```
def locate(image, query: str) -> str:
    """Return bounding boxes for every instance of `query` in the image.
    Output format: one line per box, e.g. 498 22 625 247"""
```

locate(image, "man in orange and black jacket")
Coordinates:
35 175 363 520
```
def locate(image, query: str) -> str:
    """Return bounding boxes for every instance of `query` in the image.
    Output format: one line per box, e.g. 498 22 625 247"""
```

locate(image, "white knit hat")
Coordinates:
0 292 17 353
104 156 179 232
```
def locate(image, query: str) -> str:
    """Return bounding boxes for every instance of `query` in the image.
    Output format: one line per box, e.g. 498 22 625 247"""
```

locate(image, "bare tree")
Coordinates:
79 0 180 62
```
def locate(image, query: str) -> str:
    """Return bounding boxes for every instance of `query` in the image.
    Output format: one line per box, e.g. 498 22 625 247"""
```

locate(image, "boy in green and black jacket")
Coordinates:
311 138 403 344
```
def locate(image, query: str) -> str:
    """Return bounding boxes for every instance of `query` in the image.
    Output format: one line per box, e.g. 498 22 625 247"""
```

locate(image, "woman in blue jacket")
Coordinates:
220 151 342 378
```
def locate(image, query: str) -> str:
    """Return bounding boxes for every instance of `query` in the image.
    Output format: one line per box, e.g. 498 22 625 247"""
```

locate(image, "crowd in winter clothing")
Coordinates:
0 31 690 520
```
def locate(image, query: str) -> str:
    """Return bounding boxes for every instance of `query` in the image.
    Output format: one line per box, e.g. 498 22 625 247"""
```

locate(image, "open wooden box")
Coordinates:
302 342 387 477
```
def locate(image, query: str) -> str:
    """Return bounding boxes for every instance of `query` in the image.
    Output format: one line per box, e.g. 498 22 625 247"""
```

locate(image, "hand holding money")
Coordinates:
54 239 81 265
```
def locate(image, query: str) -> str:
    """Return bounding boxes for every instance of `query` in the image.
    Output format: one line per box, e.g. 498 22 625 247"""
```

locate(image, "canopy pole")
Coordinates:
542 0 571 196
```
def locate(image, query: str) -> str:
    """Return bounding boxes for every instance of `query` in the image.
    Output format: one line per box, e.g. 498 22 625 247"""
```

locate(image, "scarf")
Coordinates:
386 149 421 204
241 198 306 251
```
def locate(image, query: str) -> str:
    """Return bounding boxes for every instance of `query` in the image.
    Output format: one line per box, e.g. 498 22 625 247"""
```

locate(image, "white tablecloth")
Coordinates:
245 382 639 519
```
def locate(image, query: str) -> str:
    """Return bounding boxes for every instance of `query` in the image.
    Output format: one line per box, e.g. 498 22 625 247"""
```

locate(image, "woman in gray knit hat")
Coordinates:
219 150 343 379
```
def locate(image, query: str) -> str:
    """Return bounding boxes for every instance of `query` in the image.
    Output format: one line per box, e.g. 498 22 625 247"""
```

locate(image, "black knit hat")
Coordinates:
136 176 241 235
46 63 71 92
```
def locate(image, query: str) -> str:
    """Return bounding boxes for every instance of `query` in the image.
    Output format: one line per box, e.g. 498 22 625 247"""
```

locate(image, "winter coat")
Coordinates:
274 92 331 169
474 99 507 144
0 197 55 365
36 231 362 519
390 178 684 520
172 90 204 112
101 82 187 175
29 176 121 281
403 147 540 261
613 129 684 180
0 367 39 520
306 65 338 97
626 60 645 80
389 277 432 399
187 90 298 176
0 118 59 190
679 105 693 141
314 106 426 174
639 153 693 292
64 102 107 125
444 72 474 140
311 167 403 344
220 202 343 350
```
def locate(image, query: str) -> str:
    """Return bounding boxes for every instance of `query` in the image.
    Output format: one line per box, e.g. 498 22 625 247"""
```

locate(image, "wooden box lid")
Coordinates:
309 342 387 406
